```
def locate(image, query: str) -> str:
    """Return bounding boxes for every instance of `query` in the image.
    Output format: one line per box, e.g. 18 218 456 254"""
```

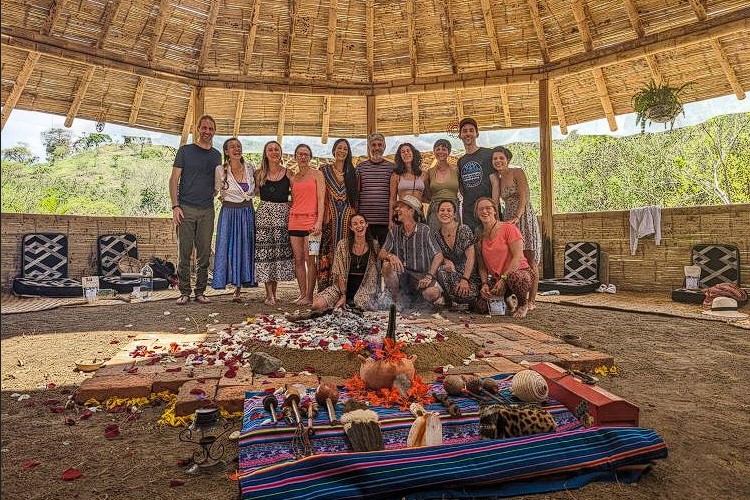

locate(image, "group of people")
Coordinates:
169 115 542 318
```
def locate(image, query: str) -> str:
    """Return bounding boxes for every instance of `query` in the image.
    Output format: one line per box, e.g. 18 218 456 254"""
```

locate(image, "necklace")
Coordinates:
352 246 368 271
483 221 498 238
267 167 284 182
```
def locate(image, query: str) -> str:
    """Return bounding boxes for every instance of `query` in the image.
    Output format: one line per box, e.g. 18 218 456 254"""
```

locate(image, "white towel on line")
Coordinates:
629 205 662 255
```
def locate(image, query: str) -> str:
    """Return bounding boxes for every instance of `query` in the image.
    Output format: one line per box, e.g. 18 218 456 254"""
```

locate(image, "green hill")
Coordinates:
2 112 748 217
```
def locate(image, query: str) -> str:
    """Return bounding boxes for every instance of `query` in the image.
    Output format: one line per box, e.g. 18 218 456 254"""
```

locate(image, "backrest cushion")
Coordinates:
21 233 69 279
563 242 600 281
98 233 138 276
692 244 740 287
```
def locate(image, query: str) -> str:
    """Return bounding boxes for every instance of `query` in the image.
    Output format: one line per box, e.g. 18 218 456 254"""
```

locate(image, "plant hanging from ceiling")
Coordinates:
632 80 693 133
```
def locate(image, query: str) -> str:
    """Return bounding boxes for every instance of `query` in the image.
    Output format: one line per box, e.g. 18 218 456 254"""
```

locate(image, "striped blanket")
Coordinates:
238 377 667 499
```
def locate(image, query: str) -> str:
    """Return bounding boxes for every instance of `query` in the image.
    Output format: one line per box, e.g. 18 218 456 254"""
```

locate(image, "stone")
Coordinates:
152 365 225 394
215 386 251 414
483 357 526 374
248 352 283 374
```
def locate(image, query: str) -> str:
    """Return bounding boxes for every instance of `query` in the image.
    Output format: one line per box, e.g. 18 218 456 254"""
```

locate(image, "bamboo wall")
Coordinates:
1 205 748 293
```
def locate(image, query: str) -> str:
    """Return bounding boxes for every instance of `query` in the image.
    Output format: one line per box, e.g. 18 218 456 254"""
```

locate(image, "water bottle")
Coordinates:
139 263 154 301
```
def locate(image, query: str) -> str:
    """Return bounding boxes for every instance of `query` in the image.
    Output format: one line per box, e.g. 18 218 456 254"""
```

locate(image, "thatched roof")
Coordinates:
1 0 748 142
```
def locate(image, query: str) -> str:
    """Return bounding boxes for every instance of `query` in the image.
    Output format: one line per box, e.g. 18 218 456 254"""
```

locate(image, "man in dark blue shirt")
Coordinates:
457 117 494 231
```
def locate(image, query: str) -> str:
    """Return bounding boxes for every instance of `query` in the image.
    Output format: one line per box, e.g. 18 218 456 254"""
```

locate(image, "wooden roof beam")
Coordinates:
326 0 338 78
591 67 617 131
455 90 464 120
406 0 418 79
128 77 145 125
233 90 246 137
499 86 512 127
286 0 300 79
645 54 663 85
366 95 376 136
570 0 593 52
526 0 550 63
366 0 374 82
1 51 40 130
197 2 220 73
242 0 262 74
710 38 745 100
180 88 196 146
622 0 644 38
549 79 568 135
97 0 122 49
41 0 66 36
440 0 459 73
688 0 707 21
321 96 332 144
148 0 170 62
479 0 503 68
411 95 420 136
277 93 288 144
64 66 95 127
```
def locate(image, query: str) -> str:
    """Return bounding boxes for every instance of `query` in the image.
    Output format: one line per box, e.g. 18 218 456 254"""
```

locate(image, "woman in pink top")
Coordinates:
474 197 534 318
289 144 325 305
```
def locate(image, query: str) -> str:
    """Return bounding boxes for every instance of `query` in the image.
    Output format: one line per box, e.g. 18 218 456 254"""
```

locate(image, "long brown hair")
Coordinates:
221 137 244 191
257 140 282 187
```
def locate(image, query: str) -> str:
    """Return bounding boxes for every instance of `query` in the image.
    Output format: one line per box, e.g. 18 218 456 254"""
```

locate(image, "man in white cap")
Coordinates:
378 195 443 309
356 133 395 246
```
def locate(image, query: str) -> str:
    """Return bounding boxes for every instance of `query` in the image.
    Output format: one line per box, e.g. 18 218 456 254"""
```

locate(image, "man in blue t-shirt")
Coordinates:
168 115 222 305
457 117 494 231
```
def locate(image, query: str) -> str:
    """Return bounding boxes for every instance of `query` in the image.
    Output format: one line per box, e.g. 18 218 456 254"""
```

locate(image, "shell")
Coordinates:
358 355 417 390
511 370 549 403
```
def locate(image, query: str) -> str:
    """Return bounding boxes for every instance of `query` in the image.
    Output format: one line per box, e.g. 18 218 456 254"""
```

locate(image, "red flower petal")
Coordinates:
189 388 205 397
263 388 276 394
50 406 66 414
104 424 120 439
169 479 185 487
224 369 237 379
176 458 192 467
64 418 76 426
228 471 239 481
46 383 56 389
127 367 139 374
110 339 120 344
79 409 94 420
21 460 41 469
267 372 285 378
61 468 83 481
433 366 445 373
165 367 182 373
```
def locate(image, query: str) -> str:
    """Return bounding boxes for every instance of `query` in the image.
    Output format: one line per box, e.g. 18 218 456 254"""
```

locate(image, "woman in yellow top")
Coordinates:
424 138 459 232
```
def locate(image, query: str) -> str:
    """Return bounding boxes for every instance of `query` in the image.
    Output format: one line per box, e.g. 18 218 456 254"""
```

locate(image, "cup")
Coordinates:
308 233 321 256
684 265 701 290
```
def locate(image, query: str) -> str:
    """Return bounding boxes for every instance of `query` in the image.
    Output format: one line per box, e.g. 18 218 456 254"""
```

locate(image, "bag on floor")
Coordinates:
702 283 747 309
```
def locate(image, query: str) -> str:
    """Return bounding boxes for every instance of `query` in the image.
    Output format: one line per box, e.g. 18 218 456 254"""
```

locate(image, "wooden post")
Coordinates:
366 95 376 137
538 78 554 279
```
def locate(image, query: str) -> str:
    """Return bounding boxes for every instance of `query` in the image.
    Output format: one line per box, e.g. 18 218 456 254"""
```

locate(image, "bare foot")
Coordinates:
264 298 276 306
513 305 528 318
527 300 537 311
295 299 312 306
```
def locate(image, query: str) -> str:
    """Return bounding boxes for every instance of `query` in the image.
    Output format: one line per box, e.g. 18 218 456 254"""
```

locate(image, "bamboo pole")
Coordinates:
233 90 245 137
538 78 554 279
128 77 145 125
64 66 95 128
366 95 376 136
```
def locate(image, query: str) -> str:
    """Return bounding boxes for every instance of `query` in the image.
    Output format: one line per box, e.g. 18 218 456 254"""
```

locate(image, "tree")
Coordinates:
1 143 38 165
41 128 73 162
72 133 112 152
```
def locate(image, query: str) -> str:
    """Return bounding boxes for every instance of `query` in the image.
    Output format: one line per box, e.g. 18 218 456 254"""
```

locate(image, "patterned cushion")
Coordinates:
98 234 139 276
101 276 170 294
13 277 83 297
672 244 740 304
538 242 601 294
20 233 69 280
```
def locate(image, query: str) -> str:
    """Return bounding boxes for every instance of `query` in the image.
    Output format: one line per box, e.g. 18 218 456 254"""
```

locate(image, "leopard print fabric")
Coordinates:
479 404 556 439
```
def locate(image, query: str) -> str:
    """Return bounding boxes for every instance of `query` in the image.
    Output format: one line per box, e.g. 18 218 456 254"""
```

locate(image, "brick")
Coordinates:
318 376 347 388
75 373 156 404
215 386 250 414
556 352 615 372
445 363 492 376
152 365 226 394
484 357 526 374
506 354 563 365
174 379 219 416
498 330 527 341
218 367 263 388
94 362 136 377
502 323 560 342
494 349 524 357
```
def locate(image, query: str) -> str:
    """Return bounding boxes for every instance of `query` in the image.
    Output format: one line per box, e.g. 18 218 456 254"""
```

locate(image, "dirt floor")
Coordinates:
1 289 749 500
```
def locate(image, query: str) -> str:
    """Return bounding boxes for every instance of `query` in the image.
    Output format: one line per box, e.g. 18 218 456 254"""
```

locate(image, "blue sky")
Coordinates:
2 94 748 160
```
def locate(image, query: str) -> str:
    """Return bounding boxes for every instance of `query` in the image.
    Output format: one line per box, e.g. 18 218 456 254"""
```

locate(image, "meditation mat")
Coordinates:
237 376 667 499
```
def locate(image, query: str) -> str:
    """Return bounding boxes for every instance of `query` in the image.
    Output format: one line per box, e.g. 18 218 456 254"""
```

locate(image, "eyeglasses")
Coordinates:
295 152 311 157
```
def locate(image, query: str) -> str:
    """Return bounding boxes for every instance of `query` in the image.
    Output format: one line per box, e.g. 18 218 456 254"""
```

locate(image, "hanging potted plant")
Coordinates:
632 80 692 133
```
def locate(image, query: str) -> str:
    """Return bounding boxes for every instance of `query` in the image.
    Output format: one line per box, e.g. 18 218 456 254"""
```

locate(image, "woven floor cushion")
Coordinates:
101 276 170 294
672 244 740 304
98 233 139 277
538 277 601 295
670 288 706 304
13 277 83 297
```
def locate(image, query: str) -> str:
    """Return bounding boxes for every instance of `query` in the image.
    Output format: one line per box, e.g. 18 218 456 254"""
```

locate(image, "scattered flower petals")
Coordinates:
163 311 171 316
104 424 120 439
61 468 83 481
50 406 66 414
208 312 219 318
79 409 94 420
228 471 239 481
17 394 31 402
189 388 205 397
22 460 41 469
46 383 56 389
124 324 133 328
64 418 76 426
110 339 120 344
169 479 185 487
176 458 192 467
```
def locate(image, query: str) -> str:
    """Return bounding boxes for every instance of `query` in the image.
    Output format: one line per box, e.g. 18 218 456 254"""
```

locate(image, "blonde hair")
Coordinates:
257 140 282 187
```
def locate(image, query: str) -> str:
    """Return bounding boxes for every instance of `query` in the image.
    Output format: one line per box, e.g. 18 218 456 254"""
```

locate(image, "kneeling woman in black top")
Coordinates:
312 213 384 311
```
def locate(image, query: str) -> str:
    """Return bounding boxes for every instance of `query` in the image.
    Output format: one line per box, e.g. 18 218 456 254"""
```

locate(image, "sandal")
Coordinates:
194 294 211 304
176 295 189 305
231 295 243 304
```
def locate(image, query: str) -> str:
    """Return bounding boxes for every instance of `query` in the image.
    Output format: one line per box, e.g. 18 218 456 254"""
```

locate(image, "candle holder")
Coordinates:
178 408 233 474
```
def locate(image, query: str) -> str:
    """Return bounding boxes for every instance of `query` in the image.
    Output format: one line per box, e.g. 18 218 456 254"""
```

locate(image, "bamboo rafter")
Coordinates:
242 0 262 74
570 0 593 52
688 0 707 21
40 0 66 36
277 93 288 144
366 0 374 82
233 90 246 137
622 0 644 38
321 96 332 143
440 0 459 73
197 2 220 73
128 77 146 125
326 0 338 78
645 54 663 85
499 86 512 128
148 0 170 62
1 51 39 130
549 79 568 135
407 0 418 79
591 67 617 131
526 0 550 62
411 95 420 135
180 88 196 146
97 0 122 49
479 0 503 68
709 38 745 100
64 66 95 128
286 0 299 79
